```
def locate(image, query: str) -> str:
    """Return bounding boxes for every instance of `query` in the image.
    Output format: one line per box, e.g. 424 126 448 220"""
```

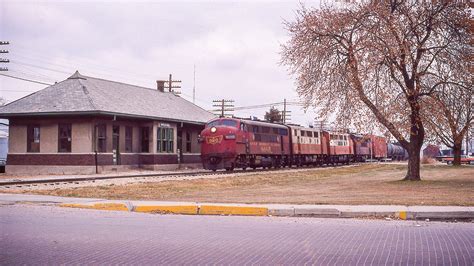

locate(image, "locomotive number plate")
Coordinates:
206 135 223 145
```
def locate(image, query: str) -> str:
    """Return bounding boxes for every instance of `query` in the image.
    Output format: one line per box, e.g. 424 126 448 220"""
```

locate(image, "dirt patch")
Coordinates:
5 164 474 206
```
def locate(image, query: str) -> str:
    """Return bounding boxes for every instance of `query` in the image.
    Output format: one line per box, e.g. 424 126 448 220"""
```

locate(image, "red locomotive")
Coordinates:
200 118 290 171
200 117 388 171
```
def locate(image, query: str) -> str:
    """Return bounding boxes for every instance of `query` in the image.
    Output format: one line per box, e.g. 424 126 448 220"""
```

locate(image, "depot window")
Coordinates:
185 132 192 153
97 124 107 152
27 125 40 153
140 127 150 153
125 126 133 152
58 123 72 153
157 127 174 153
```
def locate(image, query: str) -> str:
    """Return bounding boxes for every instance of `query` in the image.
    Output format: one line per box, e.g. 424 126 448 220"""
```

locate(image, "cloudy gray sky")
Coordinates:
0 0 322 125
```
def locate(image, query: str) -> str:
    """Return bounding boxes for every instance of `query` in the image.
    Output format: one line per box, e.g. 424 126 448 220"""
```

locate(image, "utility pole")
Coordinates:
156 74 182 94
0 41 9 72
282 98 291 123
314 120 327 131
212 99 234 117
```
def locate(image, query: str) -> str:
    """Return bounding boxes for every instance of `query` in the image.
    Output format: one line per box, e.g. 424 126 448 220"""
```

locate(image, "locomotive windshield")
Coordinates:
206 119 238 128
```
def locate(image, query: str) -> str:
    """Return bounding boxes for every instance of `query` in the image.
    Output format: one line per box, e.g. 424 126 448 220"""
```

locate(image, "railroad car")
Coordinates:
288 125 327 166
351 134 388 162
370 135 388 160
327 131 354 164
200 118 290 171
387 143 407 161
351 134 370 162
201 117 361 170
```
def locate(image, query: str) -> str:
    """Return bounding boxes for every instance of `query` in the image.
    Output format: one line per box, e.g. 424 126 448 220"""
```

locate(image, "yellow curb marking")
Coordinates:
200 205 268 216
399 211 407 220
59 203 269 216
60 203 129 212
134 205 198 215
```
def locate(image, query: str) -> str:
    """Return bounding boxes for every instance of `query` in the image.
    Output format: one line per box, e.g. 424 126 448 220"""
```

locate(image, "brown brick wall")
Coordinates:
139 154 178 165
6 153 189 166
7 154 97 166
182 154 201 164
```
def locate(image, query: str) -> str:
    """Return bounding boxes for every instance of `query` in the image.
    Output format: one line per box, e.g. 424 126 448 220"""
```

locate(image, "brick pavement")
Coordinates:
0 204 472 265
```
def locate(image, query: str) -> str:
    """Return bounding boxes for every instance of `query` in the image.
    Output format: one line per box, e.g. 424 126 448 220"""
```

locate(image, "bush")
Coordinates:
421 156 436 164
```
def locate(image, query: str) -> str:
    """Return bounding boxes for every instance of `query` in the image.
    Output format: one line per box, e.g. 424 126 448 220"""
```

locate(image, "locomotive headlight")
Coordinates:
210 127 217 133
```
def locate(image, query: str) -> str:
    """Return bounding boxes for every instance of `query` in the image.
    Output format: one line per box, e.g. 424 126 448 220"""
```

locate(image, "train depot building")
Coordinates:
0 71 215 174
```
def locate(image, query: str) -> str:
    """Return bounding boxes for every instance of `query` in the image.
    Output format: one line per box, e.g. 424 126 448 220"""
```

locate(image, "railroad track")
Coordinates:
0 166 322 188
0 163 364 189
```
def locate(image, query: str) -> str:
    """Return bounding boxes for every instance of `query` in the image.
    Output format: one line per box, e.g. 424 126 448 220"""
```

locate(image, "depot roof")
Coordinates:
0 71 215 124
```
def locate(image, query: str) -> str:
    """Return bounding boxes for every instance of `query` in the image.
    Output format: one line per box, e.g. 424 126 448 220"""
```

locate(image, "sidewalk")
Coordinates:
1 193 472 221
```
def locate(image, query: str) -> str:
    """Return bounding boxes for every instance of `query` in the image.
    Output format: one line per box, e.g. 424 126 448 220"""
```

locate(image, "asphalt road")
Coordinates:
0 204 472 265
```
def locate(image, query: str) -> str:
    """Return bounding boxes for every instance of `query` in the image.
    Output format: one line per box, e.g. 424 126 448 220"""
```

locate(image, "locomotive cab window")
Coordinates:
222 120 237 127
206 120 219 128
206 119 238 128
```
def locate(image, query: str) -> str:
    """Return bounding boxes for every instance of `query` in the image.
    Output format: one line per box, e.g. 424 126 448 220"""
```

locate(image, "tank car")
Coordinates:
387 143 407 161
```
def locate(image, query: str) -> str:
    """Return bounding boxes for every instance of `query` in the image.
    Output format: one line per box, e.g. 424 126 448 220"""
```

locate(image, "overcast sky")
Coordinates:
0 0 323 125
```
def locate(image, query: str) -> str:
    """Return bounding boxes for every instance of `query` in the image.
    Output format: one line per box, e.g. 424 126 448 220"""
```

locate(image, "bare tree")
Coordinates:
281 1 470 180
423 86 473 165
423 11 473 165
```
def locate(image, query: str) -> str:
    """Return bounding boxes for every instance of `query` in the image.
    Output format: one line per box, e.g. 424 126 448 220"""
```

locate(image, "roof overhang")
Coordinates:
0 111 210 126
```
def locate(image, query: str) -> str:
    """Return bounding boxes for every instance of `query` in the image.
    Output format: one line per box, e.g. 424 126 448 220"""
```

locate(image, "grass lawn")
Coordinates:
15 164 474 206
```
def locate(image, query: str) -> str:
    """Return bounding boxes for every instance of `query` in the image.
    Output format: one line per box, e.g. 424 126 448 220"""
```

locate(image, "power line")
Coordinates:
234 101 304 111
0 73 52 86
10 59 71 75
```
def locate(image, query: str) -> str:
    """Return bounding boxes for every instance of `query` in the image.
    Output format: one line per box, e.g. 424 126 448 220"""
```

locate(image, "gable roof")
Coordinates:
0 71 215 124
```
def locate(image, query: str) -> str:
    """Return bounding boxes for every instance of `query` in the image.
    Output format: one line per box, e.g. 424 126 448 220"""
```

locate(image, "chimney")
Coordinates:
156 80 165 92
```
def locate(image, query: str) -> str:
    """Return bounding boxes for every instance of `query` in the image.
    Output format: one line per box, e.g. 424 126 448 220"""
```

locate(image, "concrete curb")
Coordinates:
59 201 269 216
2 193 471 220
57 200 474 221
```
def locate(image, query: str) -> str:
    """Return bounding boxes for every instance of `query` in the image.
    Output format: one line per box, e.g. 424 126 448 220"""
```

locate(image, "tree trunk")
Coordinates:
452 142 462 166
404 144 422 181
403 107 424 181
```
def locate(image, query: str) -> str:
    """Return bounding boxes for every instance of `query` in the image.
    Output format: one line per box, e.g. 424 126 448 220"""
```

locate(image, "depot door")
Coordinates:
112 125 120 165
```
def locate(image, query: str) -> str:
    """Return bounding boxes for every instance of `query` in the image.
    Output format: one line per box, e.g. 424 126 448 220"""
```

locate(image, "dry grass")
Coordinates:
15 164 474 206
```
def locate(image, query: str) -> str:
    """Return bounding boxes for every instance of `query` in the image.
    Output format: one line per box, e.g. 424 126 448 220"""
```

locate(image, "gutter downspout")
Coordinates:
93 124 98 174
